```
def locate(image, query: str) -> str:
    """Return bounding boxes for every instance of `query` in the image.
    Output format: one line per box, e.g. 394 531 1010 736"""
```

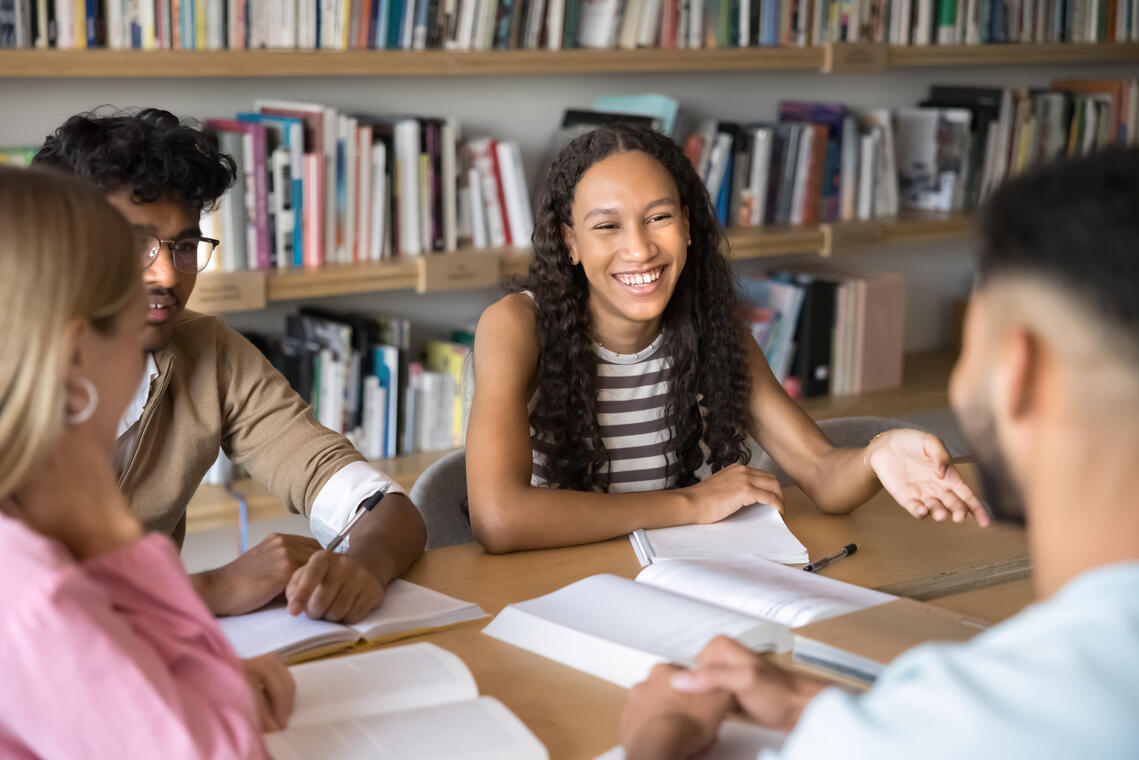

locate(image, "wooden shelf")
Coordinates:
192 213 970 312
1 42 1135 78
890 41 1139 68
0 46 822 77
800 348 954 420
185 348 956 531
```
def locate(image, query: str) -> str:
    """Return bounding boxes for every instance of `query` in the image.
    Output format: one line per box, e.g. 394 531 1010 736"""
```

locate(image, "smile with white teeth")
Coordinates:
615 268 663 286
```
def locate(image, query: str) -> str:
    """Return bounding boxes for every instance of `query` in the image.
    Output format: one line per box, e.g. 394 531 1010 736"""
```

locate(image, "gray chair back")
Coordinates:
408 449 474 550
748 416 923 487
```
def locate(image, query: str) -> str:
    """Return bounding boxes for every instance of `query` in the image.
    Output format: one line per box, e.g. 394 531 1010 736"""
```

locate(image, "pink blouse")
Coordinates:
0 511 268 759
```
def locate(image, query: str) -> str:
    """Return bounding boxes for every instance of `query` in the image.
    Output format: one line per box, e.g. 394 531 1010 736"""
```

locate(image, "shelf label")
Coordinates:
186 270 267 313
417 252 501 293
821 220 885 255
821 42 889 74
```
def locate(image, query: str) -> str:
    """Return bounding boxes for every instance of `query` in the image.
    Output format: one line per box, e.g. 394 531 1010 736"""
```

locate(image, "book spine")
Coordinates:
486 138 514 246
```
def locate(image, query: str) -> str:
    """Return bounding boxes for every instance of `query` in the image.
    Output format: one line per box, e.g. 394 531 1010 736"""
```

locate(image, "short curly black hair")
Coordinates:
33 107 236 214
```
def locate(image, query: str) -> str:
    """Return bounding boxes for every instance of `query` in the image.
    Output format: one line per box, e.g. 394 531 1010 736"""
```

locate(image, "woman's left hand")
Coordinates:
867 429 989 526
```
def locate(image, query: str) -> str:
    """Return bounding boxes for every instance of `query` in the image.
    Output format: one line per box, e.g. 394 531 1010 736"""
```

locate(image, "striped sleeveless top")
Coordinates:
529 332 681 492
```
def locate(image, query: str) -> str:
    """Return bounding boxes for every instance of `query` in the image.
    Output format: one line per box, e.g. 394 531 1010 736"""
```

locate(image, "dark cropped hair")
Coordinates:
977 147 1139 358
33 107 236 214
523 123 751 492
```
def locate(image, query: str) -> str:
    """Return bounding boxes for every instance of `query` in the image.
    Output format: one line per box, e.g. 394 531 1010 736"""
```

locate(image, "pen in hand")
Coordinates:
324 490 386 552
803 543 858 573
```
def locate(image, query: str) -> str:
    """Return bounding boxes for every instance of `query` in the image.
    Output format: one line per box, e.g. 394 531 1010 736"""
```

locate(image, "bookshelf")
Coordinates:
184 347 956 532
188 211 971 313
1 42 1137 78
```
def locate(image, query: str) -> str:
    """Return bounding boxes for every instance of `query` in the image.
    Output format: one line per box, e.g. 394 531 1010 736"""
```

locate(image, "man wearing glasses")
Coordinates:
33 108 426 624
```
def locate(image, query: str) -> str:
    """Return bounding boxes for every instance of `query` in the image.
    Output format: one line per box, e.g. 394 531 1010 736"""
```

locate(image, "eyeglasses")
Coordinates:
136 231 219 274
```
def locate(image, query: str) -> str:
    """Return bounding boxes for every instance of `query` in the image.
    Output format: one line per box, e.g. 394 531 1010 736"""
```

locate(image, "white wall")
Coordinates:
4 61 1132 351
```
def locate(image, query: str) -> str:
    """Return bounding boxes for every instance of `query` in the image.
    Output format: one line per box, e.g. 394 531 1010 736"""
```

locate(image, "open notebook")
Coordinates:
266 643 548 760
630 504 809 566
483 555 894 687
595 720 787 760
219 579 486 663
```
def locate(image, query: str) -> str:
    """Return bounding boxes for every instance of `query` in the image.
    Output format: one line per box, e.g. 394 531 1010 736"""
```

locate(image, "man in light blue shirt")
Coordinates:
618 147 1139 760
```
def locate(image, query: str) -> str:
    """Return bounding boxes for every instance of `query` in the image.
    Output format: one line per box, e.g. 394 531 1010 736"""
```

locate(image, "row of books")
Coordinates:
816 0 1139 45
248 308 474 458
688 76 1137 228
199 100 533 273
741 265 906 399
3 0 1135 48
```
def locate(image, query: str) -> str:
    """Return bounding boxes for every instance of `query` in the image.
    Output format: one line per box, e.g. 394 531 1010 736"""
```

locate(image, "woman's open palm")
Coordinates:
868 429 989 526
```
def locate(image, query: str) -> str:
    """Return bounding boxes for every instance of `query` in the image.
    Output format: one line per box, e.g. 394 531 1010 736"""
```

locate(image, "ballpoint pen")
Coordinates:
803 543 858 572
325 490 387 552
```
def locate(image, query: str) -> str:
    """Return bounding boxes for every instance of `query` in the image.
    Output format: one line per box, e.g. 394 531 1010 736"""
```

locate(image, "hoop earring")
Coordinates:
65 377 99 426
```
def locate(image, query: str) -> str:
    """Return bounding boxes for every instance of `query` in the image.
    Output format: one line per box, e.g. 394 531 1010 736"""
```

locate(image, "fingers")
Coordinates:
923 434 951 478
744 468 785 514
939 490 972 523
951 479 990 527
257 656 296 730
252 687 279 732
322 578 360 623
671 664 756 695
343 581 386 625
904 500 930 519
694 635 758 669
286 550 332 616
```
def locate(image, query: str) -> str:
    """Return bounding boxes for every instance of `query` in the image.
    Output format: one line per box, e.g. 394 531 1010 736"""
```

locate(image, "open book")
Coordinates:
219 579 486 663
266 643 548 760
630 504 809 566
483 555 894 687
595 720 787 760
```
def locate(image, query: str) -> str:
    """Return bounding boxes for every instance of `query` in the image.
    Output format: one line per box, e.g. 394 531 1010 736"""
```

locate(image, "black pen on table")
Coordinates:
324 490 386 552
803 543 858 573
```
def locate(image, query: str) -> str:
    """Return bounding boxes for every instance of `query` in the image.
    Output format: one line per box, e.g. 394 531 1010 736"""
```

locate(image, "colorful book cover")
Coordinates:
424 340 470 448
778 101 847 222
208 119 271 270
303 153 324 267
237 112 306 267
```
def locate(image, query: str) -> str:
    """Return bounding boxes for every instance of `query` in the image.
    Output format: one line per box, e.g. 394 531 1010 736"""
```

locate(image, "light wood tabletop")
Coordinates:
358 463 1032 760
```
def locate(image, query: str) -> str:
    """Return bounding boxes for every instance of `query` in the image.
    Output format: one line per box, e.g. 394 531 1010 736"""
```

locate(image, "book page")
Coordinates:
348 579 487 641
217 605 355 659
595 720 787 760
637 555 895 629
635 504 809 566
266 696 548 760
287 643 479 728
483 574 789 688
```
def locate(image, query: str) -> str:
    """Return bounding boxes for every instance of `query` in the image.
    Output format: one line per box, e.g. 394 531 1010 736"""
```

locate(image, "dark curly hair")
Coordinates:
524 123 751 492
33 107 236 214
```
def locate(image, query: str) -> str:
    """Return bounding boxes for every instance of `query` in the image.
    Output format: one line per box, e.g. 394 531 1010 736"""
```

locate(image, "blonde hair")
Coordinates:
0 166 140 498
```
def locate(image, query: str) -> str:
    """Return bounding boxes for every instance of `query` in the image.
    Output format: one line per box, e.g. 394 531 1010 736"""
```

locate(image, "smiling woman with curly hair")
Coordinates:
466 123 986 554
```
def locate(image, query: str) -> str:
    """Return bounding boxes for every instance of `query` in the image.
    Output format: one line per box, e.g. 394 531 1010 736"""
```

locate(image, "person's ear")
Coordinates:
62 317 93 419
995 327 1041 424
682 206 691 245
562 223 579 266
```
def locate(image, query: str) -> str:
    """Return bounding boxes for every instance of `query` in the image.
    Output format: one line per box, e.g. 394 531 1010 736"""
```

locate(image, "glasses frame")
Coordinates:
138 232 220 274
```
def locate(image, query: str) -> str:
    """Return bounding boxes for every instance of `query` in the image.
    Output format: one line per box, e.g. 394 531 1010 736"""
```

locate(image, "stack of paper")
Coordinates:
630 504 809 567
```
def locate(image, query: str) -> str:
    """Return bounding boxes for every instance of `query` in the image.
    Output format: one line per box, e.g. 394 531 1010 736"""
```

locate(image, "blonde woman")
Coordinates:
0 167 287 758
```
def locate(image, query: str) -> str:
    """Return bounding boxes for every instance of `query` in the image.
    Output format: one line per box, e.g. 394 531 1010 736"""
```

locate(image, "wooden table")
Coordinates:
370 464 1031 760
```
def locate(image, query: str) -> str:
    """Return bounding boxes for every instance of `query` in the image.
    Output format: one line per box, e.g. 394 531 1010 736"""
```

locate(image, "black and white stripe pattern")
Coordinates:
530 333 680 492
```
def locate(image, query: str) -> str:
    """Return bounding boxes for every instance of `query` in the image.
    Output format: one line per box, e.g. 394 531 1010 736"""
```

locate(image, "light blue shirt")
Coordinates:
766 562 1139 760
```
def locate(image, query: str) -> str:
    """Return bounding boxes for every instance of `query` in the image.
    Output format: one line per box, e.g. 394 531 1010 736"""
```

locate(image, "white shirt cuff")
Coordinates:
309 461 407 550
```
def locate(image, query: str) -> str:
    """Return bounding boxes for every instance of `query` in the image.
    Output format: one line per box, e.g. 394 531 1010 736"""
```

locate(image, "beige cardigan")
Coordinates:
117 310 365 547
